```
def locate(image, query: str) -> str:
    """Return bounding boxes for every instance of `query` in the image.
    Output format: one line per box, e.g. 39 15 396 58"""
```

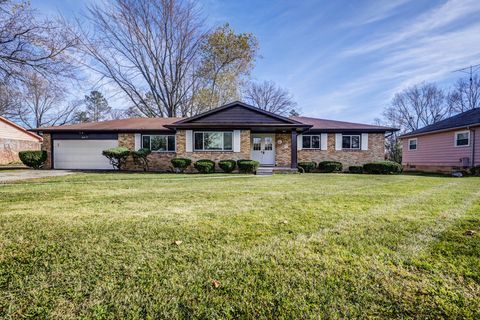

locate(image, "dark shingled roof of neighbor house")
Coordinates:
401 108 480 138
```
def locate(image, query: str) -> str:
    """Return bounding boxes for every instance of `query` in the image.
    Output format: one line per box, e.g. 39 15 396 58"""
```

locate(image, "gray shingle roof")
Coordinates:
401 108 480 137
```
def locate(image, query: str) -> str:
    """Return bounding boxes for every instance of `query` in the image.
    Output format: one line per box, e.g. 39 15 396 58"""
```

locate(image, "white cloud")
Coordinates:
301 0 480 122
343 0 480 56
345 0 413 26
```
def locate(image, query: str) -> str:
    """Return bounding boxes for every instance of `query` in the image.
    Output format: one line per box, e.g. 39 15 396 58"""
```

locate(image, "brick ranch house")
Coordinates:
1 116 42 165
401 107 480 173
32 102 397 171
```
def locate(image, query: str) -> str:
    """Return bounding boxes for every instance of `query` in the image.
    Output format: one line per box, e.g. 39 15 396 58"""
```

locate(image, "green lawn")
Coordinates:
0 173 479 319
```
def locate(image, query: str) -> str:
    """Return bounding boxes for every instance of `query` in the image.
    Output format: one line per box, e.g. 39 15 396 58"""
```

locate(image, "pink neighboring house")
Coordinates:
401 108 480 173
0 116 42 165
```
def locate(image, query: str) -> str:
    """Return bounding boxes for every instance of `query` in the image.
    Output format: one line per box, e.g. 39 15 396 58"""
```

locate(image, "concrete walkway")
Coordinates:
0 170 74 183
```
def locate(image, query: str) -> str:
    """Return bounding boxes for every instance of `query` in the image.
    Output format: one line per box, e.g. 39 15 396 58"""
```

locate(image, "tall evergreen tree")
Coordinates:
84 91 110 122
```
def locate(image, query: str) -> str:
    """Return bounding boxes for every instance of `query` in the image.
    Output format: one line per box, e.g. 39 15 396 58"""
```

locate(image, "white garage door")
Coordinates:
54 140 118 170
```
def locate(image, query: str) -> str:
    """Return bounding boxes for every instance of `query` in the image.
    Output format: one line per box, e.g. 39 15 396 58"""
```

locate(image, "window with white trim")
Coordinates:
342 135 360 149
455 131 470 147
302 135 321 149
142 134 175 152
194 131 233 151
408 138 417 150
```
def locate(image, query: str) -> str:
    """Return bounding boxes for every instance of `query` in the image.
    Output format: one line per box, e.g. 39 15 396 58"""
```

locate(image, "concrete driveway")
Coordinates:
0 170 74 183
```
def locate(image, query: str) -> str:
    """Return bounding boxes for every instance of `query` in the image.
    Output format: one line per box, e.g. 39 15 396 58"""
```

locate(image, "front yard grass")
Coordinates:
0 173 479 319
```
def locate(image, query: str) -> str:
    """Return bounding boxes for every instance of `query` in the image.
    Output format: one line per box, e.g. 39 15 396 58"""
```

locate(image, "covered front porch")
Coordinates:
250 131 301 169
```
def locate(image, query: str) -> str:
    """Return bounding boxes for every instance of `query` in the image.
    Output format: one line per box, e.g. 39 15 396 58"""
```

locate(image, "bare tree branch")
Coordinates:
383 82 452 133
0 0 79 85
79 0 206 117
447 74 480 113
10 73 79 128
243 80 298 115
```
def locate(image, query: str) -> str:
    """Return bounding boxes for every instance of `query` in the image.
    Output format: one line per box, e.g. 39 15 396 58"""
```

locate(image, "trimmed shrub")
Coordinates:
470 166 480 176
363 161 402 174
236 159 250 166
237 160 260 174
170 158 192 173
218 160 236 173
102 147 130 170
194 159 215 173
18 150 47 169
318 161 343 173
349 165 363 174
131 148 151 171
298 161 316 173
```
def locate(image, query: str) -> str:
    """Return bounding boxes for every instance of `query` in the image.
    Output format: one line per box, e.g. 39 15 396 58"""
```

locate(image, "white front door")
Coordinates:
251 134 275 165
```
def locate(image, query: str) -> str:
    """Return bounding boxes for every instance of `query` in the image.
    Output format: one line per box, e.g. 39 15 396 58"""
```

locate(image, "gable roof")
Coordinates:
167 101 308 129
400 108 480 138
30 101 398 133
292 116 397 133
0 116 42 141
33 117 181 132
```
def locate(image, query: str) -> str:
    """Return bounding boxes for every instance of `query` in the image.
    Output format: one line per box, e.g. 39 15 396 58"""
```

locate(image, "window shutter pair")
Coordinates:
185 130 241 152
297 134 328 150
334 133 369 150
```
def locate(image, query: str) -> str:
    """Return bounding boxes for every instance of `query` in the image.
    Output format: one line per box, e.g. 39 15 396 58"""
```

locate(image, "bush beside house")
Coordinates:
171 158 192 173
363 161 402 174
318 161 343 173
102 147 130 170
131 148 152 171
348 165 363 174
194 159 216 173
18 150 47 169
237 160 259 173
297 161 316 173
218 160 236 173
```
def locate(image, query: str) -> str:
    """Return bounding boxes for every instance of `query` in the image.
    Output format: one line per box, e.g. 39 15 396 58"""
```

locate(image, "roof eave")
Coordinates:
173 101 304 125
306 127 399 133
30 128 175 133
165 123 312 129
399 123 480 139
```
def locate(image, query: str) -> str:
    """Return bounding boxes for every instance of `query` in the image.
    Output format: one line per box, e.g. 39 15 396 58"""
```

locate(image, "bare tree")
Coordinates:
195 24 258 111
109 109 128 120
11 73 78 128
0 0 78 84
79 0 206 117
0 84 19 117
447 74 480 113
383 82 451 133
244 81 297 115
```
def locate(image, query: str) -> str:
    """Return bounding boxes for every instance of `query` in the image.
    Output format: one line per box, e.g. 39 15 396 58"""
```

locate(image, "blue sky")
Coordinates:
33 0 480 123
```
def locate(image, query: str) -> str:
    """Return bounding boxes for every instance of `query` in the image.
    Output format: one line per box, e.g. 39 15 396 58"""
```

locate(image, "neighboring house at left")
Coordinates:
31 101 397 171
0 116 42 165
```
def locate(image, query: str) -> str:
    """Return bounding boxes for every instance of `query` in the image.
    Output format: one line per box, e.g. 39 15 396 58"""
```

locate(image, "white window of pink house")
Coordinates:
408 138 417 150
455 131 470 147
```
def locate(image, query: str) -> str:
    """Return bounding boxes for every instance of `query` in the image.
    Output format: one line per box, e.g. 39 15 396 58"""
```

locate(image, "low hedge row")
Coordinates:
170 158 259 174
363 161 402 174
319 161 343 173
295 160 402 174
470 166 480 176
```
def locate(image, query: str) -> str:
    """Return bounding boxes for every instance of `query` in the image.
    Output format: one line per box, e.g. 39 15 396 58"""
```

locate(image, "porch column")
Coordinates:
291 130 298 169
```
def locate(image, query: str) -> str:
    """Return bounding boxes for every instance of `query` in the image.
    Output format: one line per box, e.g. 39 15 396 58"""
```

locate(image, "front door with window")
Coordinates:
251 134 275 165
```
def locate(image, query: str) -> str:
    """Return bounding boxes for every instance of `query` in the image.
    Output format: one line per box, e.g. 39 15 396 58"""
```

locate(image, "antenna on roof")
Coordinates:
452 63 480 84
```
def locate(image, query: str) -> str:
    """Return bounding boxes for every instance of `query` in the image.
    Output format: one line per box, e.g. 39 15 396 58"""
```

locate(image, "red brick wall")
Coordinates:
298 133 385 170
